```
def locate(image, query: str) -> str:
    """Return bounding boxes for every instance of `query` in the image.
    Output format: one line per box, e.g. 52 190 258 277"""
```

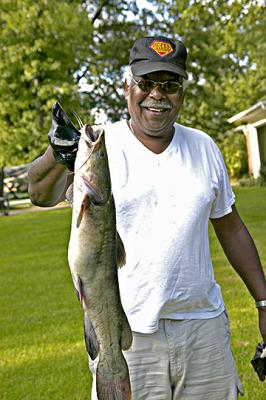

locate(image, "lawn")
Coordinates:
0 187 265 399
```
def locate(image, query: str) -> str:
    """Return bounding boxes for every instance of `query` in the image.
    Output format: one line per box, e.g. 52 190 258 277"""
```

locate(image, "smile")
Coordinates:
142 106 172 114
140 100 172 113
146 107 166 112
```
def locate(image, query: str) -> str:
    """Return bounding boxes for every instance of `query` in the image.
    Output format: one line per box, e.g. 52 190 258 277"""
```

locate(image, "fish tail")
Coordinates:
96 355 131 400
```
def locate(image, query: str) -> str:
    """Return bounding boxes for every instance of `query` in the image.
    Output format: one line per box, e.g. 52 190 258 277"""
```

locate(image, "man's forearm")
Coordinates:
211 206 266 342
211 206 266 301
28 146 73 207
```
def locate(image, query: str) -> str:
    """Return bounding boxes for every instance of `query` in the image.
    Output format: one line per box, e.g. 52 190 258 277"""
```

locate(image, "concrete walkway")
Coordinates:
1 200 70 216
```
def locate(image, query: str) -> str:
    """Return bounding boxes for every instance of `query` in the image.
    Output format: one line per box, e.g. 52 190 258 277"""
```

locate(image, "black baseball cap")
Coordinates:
129 36 188 79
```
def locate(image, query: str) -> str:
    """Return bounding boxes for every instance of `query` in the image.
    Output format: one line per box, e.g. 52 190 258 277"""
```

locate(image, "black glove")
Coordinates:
48 102 81 171
251 341 266 381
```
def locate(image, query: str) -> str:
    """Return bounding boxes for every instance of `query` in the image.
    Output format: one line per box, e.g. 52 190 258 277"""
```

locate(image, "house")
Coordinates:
228 100 266 178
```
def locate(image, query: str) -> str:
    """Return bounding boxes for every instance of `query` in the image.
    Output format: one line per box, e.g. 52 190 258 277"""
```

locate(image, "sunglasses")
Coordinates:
132 77 183 94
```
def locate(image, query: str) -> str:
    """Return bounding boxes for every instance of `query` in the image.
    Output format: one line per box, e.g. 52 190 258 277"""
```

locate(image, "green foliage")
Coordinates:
223 2 266 112
219 130 248 180
0 0 92 166
146 0 266 140
0 0 159 166
0 0 265 168
258 164 266 186
239 165 266 187
80 1 158 122
238 176 258 187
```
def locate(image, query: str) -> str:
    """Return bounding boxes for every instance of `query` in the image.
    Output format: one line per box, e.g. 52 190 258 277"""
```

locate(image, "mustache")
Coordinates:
140 100 172 110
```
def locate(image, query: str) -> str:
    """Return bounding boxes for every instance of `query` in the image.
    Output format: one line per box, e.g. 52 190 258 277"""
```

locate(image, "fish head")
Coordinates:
75 125 111 205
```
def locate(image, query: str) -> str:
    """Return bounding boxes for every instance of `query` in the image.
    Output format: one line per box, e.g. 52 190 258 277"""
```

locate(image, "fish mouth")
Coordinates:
83 125 104 146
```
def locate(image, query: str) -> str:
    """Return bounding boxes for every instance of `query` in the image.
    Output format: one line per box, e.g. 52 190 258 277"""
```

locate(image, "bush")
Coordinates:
238 176 258 187
238 165 266 187
219 131 248 180
258 164 266 186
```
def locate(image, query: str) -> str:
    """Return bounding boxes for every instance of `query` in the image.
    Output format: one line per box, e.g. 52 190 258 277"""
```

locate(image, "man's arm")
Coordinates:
28 146 73 207
28 102 80 207
211 205 266 343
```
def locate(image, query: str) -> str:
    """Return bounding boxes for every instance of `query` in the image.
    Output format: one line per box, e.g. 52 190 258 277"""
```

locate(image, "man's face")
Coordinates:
125 71 184 138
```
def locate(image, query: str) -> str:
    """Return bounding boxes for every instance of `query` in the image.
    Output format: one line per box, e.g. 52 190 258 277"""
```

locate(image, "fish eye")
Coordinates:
99 151 105 158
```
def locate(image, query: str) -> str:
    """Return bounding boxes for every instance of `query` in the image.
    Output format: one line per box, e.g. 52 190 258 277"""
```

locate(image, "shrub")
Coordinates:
219 131 248 180
258 164 266 186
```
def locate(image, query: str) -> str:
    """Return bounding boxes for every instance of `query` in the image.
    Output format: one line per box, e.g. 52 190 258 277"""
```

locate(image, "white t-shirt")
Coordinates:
104 120 235 334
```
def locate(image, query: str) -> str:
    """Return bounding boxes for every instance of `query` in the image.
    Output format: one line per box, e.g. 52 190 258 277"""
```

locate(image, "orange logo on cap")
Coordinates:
149 40 173 57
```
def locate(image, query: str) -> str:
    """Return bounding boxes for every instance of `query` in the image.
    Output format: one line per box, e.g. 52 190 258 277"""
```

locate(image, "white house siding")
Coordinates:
245 125 261 178
228 101 266 179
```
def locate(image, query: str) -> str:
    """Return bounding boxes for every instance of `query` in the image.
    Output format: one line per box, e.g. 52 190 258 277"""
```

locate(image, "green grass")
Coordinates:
209 186 266 399
0 187 266 399
0 209 91 399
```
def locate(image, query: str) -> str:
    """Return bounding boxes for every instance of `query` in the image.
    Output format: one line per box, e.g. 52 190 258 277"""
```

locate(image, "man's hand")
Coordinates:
48 102 81 171
251 341 266 381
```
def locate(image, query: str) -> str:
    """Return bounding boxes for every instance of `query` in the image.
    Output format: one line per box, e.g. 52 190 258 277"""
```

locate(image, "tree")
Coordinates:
137 0 265 177
222 1 266 112
82 0 266 145
80 0 159 121
0 0 159 166
1 0 264 179
145 0 266 140
0 0 93 166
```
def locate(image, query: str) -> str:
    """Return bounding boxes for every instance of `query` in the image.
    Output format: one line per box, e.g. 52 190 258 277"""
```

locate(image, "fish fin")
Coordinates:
84 311 99 360
121 314 133 351
96 357 131 400
116 231 126 268
76 194 90 227
71 273 83 305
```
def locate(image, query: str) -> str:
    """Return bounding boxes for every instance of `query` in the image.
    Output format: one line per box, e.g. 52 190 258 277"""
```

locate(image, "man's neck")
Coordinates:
128 120 174 154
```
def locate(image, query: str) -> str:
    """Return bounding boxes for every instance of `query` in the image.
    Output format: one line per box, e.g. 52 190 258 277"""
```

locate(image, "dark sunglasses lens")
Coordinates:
136 79 181 94
164 82 181 94
138 80 149 92
136 80 158 92
144 80 157 91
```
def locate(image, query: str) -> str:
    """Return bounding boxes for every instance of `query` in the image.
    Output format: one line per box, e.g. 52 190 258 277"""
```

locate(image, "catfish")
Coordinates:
68 125 132 399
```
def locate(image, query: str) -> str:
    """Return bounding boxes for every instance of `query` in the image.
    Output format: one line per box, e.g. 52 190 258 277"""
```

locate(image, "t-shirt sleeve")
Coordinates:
210 146 235 219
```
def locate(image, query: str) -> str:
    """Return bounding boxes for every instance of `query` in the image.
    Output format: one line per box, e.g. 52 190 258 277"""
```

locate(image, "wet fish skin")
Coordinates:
68 125 132 400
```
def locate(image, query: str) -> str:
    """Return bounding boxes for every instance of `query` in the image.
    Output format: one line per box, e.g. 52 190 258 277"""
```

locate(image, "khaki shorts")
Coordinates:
89 311 244 399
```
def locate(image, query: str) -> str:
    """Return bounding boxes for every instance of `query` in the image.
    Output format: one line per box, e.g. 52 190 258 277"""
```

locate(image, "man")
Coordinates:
28 36 266 399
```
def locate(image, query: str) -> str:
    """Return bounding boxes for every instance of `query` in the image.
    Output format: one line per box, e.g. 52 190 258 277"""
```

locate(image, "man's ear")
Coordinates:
124 80 130 100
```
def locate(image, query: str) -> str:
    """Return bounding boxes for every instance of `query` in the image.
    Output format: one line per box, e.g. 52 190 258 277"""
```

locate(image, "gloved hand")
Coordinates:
48 102 81 171
251 341 266 381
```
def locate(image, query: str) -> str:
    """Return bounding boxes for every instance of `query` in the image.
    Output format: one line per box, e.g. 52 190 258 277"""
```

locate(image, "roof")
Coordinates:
228 100 266 124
